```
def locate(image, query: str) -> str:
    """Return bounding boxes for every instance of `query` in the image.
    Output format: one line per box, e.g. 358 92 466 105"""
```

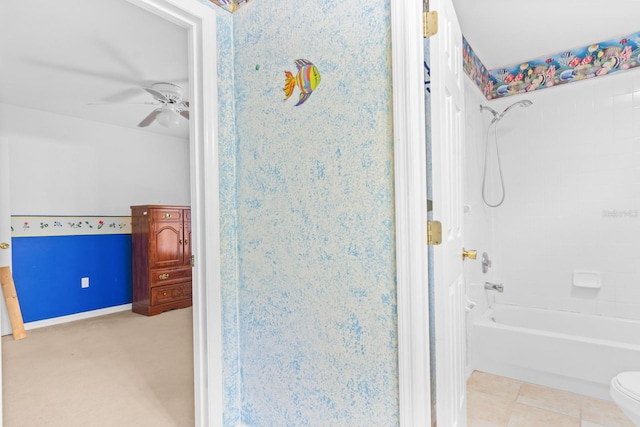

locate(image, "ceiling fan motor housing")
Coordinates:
152 82 184 104
137 82 189 128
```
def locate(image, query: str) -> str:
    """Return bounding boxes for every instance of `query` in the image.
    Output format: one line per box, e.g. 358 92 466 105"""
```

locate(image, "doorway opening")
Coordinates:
0 0 222 426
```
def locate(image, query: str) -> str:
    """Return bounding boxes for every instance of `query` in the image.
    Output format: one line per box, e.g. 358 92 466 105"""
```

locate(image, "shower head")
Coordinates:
500 100 533 118
481 100 533 123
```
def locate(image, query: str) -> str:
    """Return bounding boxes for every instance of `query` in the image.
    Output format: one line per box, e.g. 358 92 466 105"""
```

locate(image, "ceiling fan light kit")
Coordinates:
156 107 182 128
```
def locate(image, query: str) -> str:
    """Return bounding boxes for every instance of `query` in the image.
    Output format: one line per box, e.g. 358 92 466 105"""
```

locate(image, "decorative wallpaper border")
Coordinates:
206 0 251 13
462 38 492 99
11 216 131 237
464 31 640 100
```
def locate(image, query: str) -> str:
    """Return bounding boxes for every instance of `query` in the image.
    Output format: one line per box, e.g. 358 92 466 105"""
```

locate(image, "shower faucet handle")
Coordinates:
484 282 504 293
481 252 492 273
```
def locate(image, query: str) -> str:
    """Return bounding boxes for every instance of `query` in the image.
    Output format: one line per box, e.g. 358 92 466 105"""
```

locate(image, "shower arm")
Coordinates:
480 100 532 122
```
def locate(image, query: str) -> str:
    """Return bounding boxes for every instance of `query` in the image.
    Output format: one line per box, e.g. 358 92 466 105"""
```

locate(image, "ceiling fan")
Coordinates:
137 82 189 128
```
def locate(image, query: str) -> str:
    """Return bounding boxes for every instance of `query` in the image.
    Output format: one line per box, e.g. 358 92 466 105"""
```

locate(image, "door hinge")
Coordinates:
191 255 195 267
427 220 442 245
423 10 438 38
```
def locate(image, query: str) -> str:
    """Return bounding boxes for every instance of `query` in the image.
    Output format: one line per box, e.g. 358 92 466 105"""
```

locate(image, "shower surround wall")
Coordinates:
465 69 640 321
462 78 498 330
231 0 397 425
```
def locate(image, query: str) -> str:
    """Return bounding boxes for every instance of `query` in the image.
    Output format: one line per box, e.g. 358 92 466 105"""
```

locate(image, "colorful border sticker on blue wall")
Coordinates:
11 216 131 237
283 59 321 106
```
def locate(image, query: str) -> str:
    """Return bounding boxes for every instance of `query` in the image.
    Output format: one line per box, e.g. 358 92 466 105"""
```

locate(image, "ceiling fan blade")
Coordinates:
21 58 140 85
143 87 169 102
88 101 158 106
101 88 147 103
138 109 161 127
94 39 146 81
180 110 189 120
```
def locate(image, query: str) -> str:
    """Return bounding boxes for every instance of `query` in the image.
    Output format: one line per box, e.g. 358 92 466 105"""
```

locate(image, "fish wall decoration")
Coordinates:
283 59 321 106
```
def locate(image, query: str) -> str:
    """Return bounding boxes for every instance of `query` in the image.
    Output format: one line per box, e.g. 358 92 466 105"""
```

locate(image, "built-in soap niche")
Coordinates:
571 270 601 299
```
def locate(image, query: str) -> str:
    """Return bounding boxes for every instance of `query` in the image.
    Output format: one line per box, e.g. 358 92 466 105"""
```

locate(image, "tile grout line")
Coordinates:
505 383 523 427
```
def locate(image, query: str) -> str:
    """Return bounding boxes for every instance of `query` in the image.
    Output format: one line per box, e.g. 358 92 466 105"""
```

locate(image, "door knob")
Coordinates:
462 248 477 260
0 242 9 250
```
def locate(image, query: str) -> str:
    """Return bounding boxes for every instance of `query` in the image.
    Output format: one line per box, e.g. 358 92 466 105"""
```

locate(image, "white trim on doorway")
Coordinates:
390 2 432 426
125 1 223 426
0 136 10 424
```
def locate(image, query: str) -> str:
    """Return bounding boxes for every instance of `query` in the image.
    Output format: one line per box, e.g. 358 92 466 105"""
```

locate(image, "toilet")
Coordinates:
610 371 640 426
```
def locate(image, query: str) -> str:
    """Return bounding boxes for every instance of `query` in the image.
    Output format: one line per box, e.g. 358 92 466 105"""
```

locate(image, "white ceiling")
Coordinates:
0 0 189 139
453 0 640 70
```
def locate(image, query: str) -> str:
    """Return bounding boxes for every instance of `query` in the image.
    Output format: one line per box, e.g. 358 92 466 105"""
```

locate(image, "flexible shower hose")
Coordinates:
482 119 506 207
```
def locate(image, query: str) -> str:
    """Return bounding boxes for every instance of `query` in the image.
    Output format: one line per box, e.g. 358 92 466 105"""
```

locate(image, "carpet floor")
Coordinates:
2 307 194 427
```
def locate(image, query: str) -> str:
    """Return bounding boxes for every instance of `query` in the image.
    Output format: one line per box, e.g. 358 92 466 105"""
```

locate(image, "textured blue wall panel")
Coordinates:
233 0 397 424
11 235 132 322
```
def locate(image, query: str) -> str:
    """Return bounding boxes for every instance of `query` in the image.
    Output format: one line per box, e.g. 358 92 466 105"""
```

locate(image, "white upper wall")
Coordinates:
0 104 190 216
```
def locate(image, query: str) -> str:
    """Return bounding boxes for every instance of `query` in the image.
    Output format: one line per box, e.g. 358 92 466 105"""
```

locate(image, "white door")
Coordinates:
430 0 467 425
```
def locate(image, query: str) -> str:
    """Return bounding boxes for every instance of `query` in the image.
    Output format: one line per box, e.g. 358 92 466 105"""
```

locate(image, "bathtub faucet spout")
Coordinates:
484 282 504 293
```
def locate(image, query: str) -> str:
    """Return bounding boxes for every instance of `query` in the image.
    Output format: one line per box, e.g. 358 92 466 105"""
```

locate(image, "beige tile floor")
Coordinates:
467 371 635 427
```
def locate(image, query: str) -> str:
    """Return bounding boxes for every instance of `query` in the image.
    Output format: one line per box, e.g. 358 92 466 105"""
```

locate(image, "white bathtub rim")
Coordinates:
476 303 640 351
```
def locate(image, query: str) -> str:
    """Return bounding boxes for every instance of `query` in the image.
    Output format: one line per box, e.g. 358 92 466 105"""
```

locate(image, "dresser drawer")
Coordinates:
151 282 192 306
150 209 183 221
150 267 191 286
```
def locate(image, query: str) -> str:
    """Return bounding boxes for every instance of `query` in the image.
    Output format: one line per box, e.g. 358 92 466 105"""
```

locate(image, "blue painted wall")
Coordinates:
11 234 131 322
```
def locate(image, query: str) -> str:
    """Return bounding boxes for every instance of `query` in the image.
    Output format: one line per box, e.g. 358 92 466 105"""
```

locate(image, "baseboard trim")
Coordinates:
24 304 133 331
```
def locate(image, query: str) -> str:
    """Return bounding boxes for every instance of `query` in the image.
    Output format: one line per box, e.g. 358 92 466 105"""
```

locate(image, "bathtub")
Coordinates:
471 304 640 400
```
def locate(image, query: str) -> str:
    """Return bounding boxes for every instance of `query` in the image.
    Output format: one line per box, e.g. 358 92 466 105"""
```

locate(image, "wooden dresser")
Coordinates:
131 205 192 316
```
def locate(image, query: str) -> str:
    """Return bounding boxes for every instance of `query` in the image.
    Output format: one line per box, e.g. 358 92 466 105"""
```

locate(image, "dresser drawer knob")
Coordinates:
164 213 171 218
158 273 170 280
163 292 168 296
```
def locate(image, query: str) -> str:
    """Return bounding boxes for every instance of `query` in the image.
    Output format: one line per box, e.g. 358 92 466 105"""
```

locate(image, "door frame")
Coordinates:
390 1 432 426
126 1 223 426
